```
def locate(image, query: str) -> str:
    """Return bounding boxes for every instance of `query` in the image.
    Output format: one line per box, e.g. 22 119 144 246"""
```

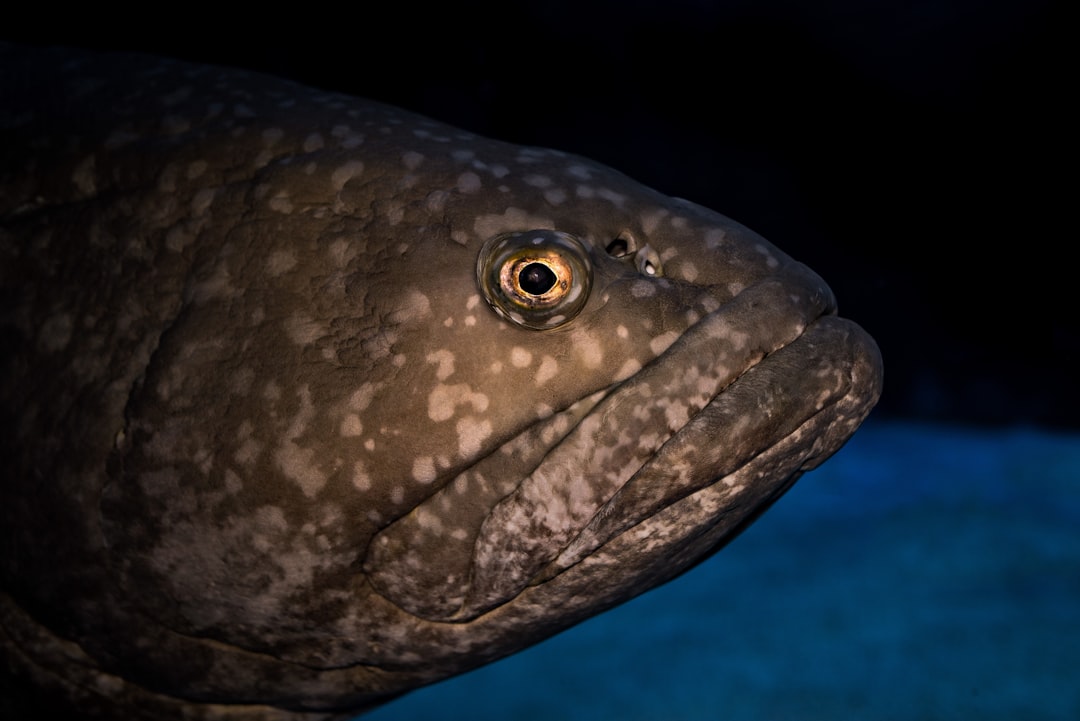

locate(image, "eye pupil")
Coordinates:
518 262 557 295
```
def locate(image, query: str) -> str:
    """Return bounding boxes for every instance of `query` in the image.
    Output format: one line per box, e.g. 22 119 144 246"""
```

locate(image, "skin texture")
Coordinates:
0 45 882 719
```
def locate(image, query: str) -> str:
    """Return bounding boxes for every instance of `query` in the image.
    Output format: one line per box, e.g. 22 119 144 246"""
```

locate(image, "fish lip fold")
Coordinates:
536 309 883 583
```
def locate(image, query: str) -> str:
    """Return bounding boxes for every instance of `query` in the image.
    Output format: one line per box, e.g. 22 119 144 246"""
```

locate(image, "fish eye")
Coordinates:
476 230 593 330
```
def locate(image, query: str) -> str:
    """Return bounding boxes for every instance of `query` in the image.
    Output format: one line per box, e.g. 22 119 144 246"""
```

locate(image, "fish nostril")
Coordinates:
605 233 635 258
605 238 629 257
634 244 662 277
606 233 661 277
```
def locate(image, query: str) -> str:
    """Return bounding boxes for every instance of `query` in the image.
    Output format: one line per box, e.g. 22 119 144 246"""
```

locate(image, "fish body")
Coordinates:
0 45 882 719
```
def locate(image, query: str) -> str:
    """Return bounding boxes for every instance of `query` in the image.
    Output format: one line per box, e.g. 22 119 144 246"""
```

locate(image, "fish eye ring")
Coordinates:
477 230 593 330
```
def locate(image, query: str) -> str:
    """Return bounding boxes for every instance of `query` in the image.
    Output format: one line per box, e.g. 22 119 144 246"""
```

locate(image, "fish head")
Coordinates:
352 145 883 632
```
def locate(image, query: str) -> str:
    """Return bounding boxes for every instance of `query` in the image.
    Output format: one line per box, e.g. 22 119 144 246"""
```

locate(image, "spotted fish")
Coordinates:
0 45 882 719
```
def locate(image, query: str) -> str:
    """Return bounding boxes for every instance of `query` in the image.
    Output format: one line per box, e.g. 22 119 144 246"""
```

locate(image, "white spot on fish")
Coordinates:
38 314 73 352
567 164 592 180
755 243 780 269
274 386 325 497
641 208 669 235
456 416 492 458
536 355 558 385
457 172 481 193
269 192 293 213
161 115 190 134
615 358 642 381
331 160 364 190
543 188 567 205
576 335 603 369
326 238 352 267
341 414 363 437
275 437 323 497
188 264 232 303
262 127 284 145
525 174 552 187
352 461 372 491
427 350 456 380
387 290 431 324
510 347 532 368
426 190 449 212
705 228 726 249
474 207 553 240
230 368 254 396
285 314 324 345
415 508 442 532
349 383 376 412
186 160 207 180
263 381 281 402
649 331 681 356
427 383 489 422
266 250 297 276
191 187 217 217
72 155 96 195
224 469 243 494
412 457 437 484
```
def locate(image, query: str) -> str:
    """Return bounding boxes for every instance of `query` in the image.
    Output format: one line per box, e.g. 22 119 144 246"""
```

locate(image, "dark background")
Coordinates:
6 0 1073 428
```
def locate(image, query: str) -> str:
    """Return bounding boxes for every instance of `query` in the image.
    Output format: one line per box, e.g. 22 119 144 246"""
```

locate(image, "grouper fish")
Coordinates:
0 45 882 719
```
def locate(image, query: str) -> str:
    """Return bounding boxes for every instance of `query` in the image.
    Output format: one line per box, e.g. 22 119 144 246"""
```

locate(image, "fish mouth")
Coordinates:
531 310 881 587
366 262 882 622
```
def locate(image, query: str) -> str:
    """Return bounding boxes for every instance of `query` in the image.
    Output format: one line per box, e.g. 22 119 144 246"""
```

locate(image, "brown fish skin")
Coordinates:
0 45 882 719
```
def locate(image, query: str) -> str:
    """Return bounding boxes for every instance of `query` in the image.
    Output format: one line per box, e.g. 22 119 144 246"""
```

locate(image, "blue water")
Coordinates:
364 420 1079 720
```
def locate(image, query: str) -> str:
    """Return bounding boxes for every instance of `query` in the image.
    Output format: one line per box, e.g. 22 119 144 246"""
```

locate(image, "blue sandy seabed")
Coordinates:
364 420 1079 721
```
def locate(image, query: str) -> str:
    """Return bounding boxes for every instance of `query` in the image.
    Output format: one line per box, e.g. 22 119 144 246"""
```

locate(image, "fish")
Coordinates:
0 44 882 719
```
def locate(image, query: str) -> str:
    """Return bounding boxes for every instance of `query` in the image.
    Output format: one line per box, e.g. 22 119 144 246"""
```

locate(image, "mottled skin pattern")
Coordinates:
0 46 882 719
